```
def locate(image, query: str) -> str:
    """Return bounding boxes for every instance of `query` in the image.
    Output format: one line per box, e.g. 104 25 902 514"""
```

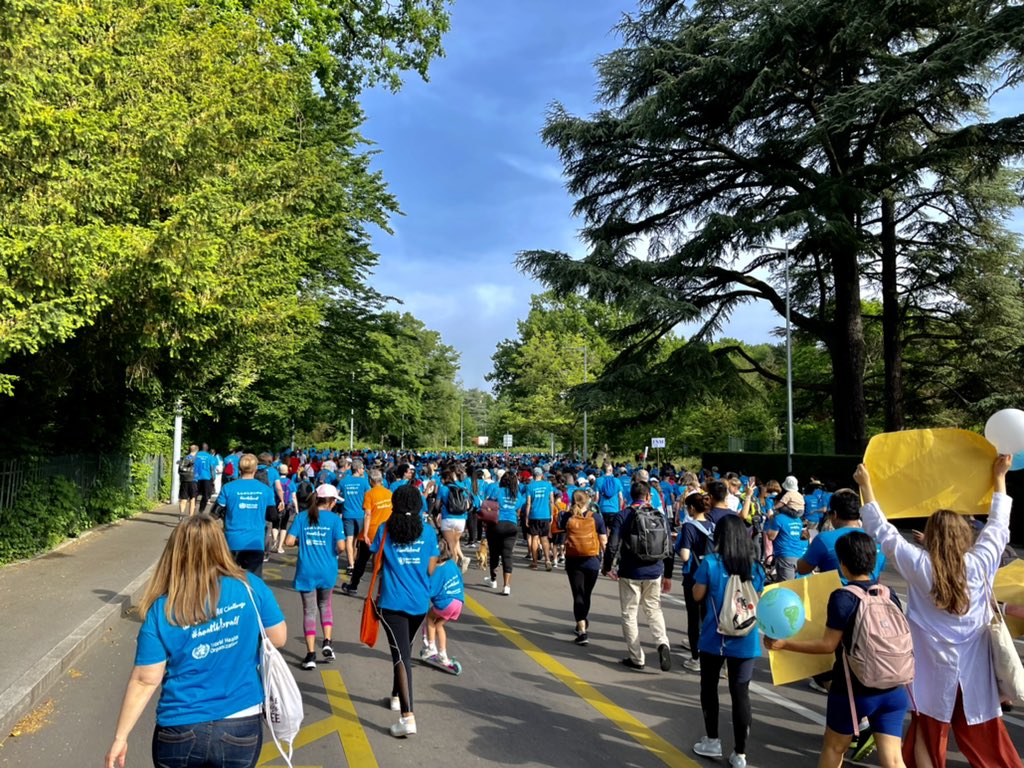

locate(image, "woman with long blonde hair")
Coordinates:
553 489 608 646
855 456 1022 768
104 515 287 768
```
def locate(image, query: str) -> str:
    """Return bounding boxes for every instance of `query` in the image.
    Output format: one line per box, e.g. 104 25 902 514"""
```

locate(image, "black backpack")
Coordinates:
625 504 671 563
446 483 471 515
255 467 271 487
178 454 196 483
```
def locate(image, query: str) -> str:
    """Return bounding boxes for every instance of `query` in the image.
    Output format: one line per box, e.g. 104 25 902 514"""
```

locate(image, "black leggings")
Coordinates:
699 653 754 754
380 609 425 714
487 521 518 577
683 577 706 660
347 540 372 590
565 561 599 623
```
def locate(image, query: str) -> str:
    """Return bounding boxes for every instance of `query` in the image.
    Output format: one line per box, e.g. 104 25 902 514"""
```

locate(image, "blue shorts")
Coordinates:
343 518 361 538
826 686 909 738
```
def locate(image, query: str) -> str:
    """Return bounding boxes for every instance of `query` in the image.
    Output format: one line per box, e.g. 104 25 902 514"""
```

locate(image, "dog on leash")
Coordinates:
474 539 489 570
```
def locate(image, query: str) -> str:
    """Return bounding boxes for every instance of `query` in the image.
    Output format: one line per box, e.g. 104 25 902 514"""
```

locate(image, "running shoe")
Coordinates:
501 585 511 596
683 657 701 672
322 640 335 661
658 643 672 672
482 576 497 589
389 696 401 711
419 645 437 660
340 583 357 596
390 716 417 737
575 632 589 646
850 730 876 761
692 737 722 758
459 555 470 574
301 652 317 670
620 657 645 671
545 560 553 572
808 678 830 694
728 752 747 768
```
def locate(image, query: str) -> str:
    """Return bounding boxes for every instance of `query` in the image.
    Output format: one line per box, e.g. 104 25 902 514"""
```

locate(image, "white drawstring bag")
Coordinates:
243 579 304 767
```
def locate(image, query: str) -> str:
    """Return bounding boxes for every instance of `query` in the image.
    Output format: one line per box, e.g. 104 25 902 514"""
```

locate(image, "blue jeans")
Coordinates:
152 714 262 768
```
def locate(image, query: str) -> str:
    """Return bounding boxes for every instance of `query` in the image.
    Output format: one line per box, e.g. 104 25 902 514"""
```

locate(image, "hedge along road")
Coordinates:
1 542 1010 767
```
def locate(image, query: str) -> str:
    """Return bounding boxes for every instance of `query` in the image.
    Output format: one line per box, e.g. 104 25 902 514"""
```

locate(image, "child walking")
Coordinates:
286 483 345 670
421 541 465 669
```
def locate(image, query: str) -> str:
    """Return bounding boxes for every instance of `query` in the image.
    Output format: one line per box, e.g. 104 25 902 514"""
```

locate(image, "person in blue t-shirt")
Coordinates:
525 467 555 570
340 459 371 573
596 465 624 522
105 515 286 768
765 502 809 581
765 531 909 768
212 453 278 578
672 492 715 671
194 443 215 514
420 540 465 666
484 471 526 595
798 489 886 582
692 515 767 767
370 485 439 738
286 483 345 671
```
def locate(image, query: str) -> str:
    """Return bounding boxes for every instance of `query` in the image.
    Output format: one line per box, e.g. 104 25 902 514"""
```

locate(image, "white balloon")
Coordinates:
984 409 1024 454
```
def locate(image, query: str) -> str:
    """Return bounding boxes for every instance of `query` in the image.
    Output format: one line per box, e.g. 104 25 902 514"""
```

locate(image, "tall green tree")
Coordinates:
518 0 1024 454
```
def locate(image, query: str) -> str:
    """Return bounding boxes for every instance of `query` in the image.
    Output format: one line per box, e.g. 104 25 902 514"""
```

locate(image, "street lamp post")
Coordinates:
574 345 589 462
761 245 795 474
460 399 465 453
349 372 355 452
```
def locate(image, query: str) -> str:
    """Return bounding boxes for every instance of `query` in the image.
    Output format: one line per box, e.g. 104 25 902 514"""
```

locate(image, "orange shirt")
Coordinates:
362 485 393 541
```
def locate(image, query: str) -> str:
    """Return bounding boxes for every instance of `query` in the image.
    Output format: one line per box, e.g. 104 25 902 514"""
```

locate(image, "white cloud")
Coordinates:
472 283 518 318
498 153 565 184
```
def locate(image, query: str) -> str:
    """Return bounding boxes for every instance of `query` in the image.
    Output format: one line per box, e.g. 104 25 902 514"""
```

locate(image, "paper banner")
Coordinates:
863 429 995 520
995 560 1024 638
765 570 843 686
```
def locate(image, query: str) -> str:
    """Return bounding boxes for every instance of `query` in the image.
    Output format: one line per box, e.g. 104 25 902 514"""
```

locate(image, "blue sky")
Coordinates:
360 1 1023 391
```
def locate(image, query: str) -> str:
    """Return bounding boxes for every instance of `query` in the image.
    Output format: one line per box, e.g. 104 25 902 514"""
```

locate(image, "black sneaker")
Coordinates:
620 657 645 671
575 632 589 646
658 643 672 672
340 583 357 596
322 640 335 661
301 652 317 670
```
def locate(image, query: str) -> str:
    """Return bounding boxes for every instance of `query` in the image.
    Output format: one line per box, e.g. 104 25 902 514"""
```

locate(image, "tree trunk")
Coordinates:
829 244 868 455
880 193 904 432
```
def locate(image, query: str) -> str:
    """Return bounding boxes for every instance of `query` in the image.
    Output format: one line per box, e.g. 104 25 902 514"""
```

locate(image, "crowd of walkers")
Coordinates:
103 446 1024 768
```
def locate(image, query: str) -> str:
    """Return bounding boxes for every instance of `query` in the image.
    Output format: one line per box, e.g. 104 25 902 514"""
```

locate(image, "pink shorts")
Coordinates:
432 599 463 622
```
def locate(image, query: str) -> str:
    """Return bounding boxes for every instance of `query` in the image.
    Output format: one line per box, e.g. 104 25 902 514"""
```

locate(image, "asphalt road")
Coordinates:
1 541 1017 768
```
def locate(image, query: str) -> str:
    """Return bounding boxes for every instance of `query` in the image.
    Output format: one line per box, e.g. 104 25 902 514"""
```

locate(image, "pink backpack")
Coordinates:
842 583 915 735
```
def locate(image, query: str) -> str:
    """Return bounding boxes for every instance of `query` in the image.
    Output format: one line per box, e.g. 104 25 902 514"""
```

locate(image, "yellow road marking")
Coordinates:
257 669 378 768
464 595 701 768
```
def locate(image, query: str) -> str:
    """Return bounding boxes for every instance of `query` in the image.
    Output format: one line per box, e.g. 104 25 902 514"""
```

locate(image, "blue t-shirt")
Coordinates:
528 480 554 520
650 485 663 512
802 527 886 582
223 454 239 476
676 518 714 576
596 475 622 513
438 484 469 519
371 524 440 615
694 553 766 658
496 487 525 524
340 475 371 520
316 469 338 486
216 478 277 551
429 560 465 611
288 510 345 591
135 575 284 726
194 451 213 481
765 512 808 558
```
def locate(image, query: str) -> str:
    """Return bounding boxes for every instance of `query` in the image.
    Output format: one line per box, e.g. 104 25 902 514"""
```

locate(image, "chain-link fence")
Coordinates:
726 435 835 455
0 454 166 513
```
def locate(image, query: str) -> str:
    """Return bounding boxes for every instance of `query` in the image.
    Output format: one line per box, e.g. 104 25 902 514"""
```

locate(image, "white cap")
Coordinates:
782 476 799 492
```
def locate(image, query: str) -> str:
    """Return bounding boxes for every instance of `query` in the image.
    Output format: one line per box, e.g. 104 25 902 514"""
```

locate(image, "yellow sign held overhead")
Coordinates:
995 560 1024 638
863 429 996 520
765 571 843 686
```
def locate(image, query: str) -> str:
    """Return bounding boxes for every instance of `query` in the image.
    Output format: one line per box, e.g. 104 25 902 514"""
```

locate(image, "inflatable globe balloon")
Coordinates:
756 588 805 640
1013 452 1024 473
985 409 1024 455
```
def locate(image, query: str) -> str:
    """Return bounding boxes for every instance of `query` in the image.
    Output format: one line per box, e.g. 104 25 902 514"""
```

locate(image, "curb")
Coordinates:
0 561 157 742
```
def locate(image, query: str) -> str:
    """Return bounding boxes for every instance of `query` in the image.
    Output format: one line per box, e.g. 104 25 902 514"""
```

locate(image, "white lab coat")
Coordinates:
860 493 1011 725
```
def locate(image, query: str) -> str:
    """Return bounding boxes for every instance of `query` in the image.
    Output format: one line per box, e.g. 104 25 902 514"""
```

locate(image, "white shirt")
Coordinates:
860 493 1011 725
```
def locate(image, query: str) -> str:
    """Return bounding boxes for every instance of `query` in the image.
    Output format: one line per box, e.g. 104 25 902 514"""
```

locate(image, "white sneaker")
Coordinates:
683 657 701 672
693 737 723 758
808 678 830 694
459 556 470 574
502 585 511 596
389 696 401 712
728 752 747 768
419 646 436 660
483 577 497 589
437 653 450 665
390 716 416 737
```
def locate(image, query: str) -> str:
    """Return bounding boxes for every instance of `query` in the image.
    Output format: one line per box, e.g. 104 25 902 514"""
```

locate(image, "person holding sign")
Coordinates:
764 532 911 768
856 457 1023 768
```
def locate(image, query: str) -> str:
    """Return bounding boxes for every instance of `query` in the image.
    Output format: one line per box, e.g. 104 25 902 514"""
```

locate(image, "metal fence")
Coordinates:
726 435 835 455
0 454 167 513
